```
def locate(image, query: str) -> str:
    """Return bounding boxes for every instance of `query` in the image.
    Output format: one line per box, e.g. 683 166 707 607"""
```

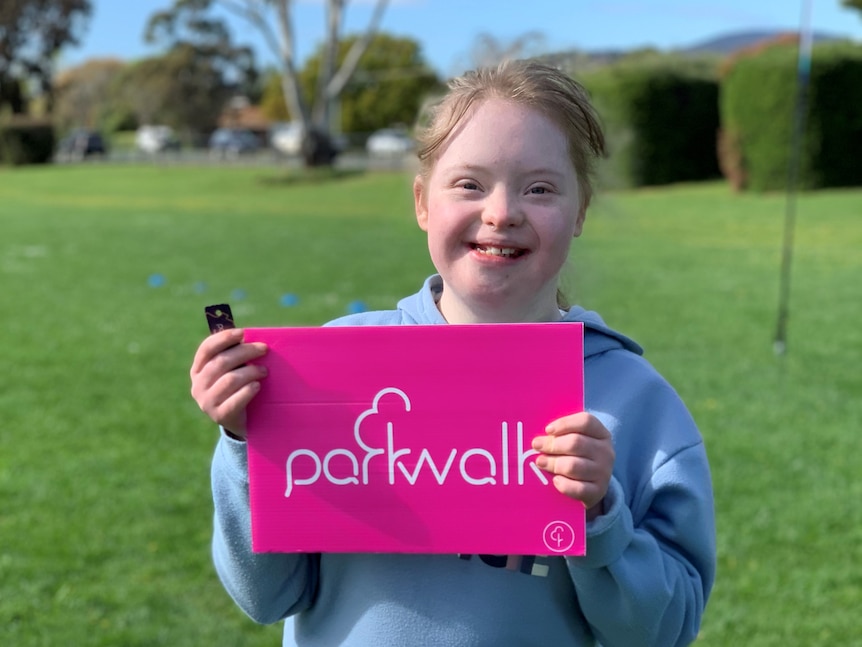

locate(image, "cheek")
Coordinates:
425 228 449 262
544 219 578 265
423 201 461 239
542 212 579 243
550 239 573 269
423 234 450 276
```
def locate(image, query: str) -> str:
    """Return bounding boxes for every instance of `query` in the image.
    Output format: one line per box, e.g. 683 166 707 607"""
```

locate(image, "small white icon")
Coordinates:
543 520 576 553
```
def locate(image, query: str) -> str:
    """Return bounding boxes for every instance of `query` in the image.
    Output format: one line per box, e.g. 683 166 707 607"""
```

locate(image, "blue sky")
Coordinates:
62 0 862 76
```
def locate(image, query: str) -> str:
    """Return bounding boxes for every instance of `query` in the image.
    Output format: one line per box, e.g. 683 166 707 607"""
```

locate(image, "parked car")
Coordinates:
270 123 349 158
366 128 413 156
269 122 304 156
136 125 181 153
208 128 260 158
57 129 107 162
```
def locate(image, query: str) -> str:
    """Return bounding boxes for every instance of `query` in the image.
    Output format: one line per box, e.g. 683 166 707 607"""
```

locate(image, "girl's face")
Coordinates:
414 98 585 324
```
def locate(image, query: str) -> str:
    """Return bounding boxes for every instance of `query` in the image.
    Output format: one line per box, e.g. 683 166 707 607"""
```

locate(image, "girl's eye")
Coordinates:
459 181 480 191
529 186 549 195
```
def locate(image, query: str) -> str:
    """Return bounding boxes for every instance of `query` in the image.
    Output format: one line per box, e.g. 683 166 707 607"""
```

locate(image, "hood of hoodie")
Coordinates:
389 275 643 359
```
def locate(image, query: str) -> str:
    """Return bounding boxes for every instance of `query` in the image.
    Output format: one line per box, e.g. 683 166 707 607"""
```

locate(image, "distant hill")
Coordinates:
542 29 854 73
679 29 849 55
542 29 848 71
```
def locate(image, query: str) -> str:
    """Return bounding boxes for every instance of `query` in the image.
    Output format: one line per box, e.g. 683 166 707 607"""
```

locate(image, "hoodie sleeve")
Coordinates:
211 432 320 624
564 352 717 647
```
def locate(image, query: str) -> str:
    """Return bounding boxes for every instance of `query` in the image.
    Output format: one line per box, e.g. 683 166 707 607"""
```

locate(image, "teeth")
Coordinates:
477 246 519 257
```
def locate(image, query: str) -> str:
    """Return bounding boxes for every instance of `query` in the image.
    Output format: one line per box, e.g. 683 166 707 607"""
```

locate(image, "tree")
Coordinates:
842 0 862 13
150 0 389 166
142 3 264 141
453 31 547 74
309 34 440 134
112 46 239 141
144 3 259 100
261 33 440 134
0 0 92 115
53 58 127 132
260 69 291 122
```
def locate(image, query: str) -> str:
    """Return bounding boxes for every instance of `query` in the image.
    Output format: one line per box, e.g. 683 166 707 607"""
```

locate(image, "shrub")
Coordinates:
581 58 722 188
0 118 55 165
806 44 862 188
720 39 862 191
716 127 747 192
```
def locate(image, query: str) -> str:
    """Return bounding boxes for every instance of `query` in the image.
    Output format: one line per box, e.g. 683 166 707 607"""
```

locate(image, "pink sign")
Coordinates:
244 323 585 555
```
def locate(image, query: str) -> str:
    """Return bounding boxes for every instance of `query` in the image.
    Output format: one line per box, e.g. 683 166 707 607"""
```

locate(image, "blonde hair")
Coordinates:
415 59 606 210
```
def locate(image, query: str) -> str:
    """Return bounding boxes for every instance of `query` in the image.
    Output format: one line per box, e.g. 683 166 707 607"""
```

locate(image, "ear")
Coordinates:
413 175 429 232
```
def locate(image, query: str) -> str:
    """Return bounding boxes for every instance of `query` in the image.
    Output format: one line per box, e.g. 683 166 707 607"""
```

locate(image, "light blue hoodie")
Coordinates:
211 275 716 646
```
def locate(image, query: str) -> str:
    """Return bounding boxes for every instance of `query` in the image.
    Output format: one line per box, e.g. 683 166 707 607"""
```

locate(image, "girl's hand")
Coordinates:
532 412 614 521
190 328 268 440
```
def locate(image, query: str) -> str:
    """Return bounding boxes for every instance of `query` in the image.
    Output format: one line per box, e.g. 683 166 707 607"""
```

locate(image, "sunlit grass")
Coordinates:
1 163 860 645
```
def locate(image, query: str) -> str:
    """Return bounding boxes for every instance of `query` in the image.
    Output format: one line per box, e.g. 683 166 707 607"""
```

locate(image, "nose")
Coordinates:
481 187 524 228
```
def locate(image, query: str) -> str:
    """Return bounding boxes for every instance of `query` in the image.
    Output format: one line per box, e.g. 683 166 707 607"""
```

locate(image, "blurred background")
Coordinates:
1 0 860 177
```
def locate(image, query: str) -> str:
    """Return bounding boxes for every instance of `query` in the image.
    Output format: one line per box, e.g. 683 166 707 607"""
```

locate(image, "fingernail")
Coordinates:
531 437 544 451
535 456 549 470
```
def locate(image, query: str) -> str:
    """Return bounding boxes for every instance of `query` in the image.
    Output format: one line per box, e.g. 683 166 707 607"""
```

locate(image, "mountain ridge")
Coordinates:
678 28 851 54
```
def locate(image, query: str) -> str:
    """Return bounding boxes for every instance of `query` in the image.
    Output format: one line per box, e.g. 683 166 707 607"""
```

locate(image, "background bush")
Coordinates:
720 40 862 192
581 57 721 189
0 118 55 166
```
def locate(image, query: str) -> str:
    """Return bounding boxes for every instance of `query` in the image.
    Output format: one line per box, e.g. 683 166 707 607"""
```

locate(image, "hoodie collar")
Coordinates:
397 275 643 358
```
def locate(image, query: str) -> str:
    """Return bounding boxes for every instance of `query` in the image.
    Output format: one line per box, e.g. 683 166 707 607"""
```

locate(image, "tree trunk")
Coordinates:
227 0 390 168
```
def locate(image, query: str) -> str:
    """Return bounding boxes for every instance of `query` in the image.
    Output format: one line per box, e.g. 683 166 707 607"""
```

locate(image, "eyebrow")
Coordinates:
445 163 568 180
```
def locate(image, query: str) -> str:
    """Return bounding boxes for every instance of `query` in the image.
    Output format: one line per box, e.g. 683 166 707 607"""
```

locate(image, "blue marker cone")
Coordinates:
231 288 247 301
280 293 299 307
147 273 166 288
347 300 367 314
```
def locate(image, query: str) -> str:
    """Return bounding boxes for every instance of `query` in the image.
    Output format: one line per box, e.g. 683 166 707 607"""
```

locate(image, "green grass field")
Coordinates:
1 164 860 646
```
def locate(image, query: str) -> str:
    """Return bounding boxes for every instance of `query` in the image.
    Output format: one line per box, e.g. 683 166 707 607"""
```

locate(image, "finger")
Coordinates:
192 340 268 390
536 454 606 481
532 431 597 456
551 475 605 508
197 363 266 412
196 365 265 428
535 454 607 508
545 412 609 440
212 342 269 377
191 328 244 375
212 381 262 437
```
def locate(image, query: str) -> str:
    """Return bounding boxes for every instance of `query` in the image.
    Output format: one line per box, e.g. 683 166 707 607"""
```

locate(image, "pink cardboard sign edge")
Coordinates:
244 323 586 556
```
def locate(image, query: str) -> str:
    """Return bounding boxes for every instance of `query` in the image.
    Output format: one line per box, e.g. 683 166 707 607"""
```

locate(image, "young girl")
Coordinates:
190 60 716 646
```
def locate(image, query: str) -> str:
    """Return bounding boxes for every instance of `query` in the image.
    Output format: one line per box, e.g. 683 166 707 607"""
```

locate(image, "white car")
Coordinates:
366 129 413 155
270 122 304 156
136 125 180 153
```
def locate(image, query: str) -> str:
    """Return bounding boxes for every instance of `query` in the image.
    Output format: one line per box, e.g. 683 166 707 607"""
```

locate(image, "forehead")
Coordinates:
434 98 573 173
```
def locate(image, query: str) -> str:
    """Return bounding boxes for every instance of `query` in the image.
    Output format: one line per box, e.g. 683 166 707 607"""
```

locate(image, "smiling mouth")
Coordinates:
471 244 526 258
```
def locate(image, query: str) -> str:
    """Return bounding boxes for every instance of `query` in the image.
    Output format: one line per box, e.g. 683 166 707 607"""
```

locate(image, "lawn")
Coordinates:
1 163 859 646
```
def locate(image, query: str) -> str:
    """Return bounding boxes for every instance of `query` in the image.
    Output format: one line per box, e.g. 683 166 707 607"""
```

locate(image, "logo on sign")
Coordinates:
284 387 551 497
543 520 576 553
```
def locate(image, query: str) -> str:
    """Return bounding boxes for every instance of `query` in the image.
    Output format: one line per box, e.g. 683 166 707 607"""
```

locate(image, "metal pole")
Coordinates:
773 0 814 357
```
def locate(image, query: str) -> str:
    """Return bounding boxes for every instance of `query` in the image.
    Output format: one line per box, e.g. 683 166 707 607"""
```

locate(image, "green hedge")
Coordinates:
720 41 862 191
0 119 55 166
581 59 721 188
